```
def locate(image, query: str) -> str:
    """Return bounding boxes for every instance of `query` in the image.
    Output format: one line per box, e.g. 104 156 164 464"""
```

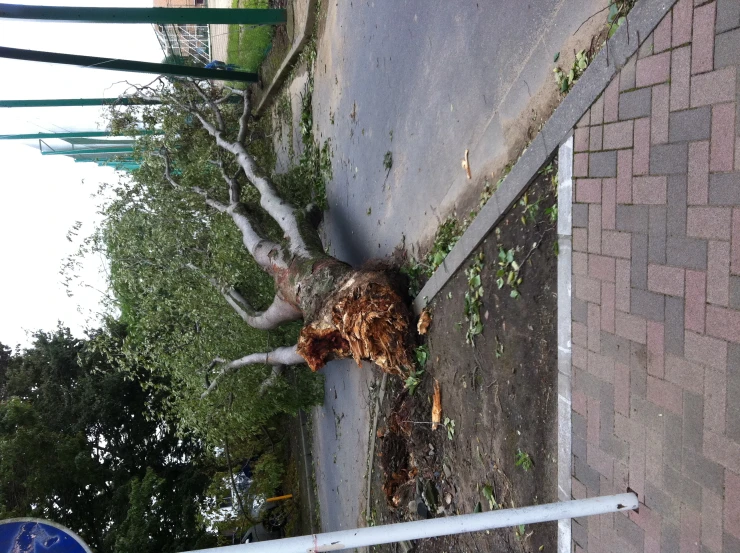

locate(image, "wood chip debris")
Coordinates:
431 379 442 430
461 149 472 179
417 309 432 335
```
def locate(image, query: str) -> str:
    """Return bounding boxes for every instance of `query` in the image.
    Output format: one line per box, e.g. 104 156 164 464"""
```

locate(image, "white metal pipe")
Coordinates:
194 493 638 553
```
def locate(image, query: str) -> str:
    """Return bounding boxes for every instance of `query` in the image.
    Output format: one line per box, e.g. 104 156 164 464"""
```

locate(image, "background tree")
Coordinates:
0 326 217 553
0 341 10 397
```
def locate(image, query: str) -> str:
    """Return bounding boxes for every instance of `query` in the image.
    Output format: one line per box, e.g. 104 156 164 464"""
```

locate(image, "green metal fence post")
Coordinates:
41 147 135 156
0 46 259 82
63 138 136 145
0 4 287 25
0 97 162 108
0 96 243 108
0 130 161 140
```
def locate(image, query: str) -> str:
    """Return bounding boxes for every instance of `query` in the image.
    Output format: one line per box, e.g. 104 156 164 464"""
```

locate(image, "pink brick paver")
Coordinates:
570 2 740 551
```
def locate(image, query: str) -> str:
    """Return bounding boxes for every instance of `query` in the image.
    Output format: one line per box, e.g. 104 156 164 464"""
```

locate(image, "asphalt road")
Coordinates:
308 0 607 535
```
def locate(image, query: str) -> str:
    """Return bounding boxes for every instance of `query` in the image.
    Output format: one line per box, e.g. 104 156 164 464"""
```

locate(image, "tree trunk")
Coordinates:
288 262 413 376
134 80 415 385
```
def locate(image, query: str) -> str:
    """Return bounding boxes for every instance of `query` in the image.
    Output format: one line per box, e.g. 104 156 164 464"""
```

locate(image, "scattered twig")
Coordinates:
574 4 610 36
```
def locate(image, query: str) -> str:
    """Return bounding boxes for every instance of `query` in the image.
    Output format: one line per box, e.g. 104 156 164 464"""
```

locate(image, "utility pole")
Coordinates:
0 4 287 25
0 46 259 82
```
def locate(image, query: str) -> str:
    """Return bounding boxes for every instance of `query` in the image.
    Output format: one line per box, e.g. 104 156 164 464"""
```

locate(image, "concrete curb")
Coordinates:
557 135 574 553
297 408 319 534
365 373 387 524
253 0 317 117
412 0 677 316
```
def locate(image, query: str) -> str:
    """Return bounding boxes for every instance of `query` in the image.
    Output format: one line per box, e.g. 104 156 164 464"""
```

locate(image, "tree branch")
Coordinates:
201 345 305 398
186 264 300 328
157 151 228 212
211 160 241 204
223 436 254 525
192 106 313 258
259 365 284 394
189 80 226 132
207 157 289 273
236 92 251 145
223 289 302 329
157 151 285 273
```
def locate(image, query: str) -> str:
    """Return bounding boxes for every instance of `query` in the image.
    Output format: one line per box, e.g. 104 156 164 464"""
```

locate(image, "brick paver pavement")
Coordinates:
570 0 740 551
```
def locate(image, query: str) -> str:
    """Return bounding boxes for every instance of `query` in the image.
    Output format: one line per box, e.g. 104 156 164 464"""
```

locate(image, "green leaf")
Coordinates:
415 347 428 367
510 289 520 299
482 484 497 510
553 51 560 63
608 2 619 23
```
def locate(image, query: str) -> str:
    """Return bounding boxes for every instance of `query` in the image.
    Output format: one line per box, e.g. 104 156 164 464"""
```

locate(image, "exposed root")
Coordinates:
417 308 432 335
380 429 417 509
295 325 351 371
297 271 413 375
379 392 420 509
388 391 414 438
383 465 418 509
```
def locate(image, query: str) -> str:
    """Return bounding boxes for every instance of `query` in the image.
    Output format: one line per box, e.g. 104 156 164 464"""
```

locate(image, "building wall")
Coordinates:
152 0 210 64
153 0 203 8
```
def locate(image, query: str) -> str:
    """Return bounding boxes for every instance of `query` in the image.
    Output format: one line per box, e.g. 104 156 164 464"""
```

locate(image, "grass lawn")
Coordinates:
225 0 274 72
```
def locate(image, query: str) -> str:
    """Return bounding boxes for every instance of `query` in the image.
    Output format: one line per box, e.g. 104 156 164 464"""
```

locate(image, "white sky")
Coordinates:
0 0 164 348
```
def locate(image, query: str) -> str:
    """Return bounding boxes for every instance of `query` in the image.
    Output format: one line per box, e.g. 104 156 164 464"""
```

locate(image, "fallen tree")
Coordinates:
105 78 414 399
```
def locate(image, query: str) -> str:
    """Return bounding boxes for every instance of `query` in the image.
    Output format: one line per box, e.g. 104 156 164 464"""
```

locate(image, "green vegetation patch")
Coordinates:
226 0 274 72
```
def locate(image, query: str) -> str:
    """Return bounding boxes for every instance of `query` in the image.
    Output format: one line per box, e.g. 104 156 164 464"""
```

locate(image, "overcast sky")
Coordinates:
0 0 164 348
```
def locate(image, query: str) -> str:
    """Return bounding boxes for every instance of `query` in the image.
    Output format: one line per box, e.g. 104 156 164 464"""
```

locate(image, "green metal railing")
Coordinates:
0 96 243 108
0 97 163 108
0 130 162 140
41 147 134 156
0 46 259 82
0 4 287 25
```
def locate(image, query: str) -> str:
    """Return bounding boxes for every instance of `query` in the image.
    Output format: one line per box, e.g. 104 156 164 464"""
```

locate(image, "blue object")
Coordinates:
205 60 238 71
0 519 91 553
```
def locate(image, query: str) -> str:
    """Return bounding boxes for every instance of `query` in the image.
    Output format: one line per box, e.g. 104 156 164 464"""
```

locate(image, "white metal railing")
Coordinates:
189 493 639 553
